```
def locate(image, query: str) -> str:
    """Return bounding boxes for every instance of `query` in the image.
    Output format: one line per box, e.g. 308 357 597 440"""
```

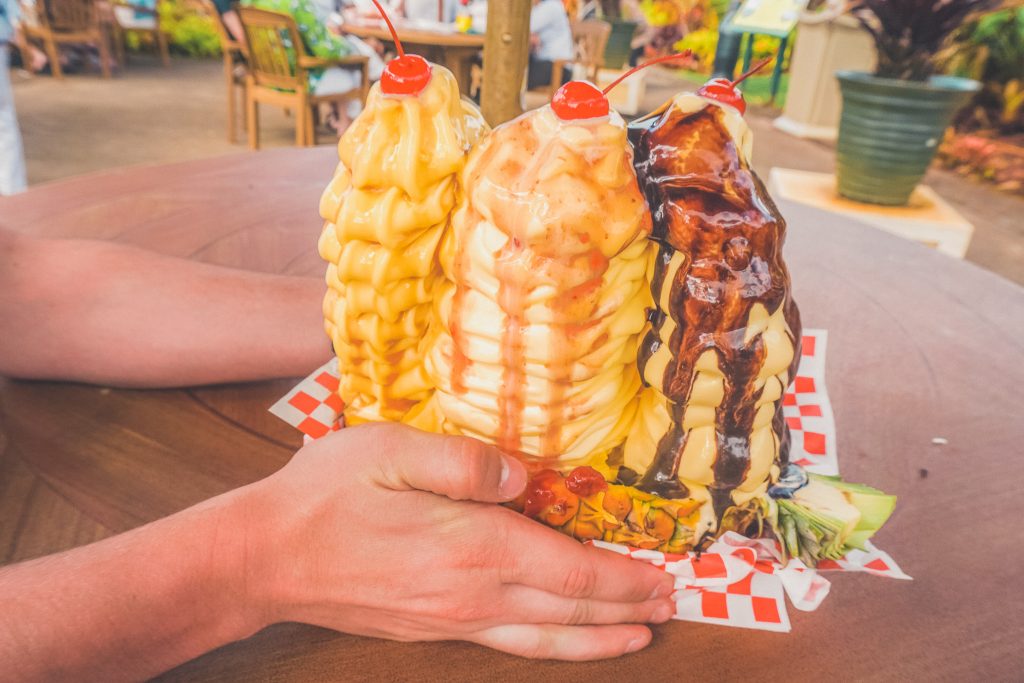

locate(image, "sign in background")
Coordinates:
725 0 809 37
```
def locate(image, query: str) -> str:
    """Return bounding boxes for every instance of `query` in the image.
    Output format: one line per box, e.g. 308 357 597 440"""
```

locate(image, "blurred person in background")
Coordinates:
112 0 160 35
576 0 598 19
620 0 653 66
527 0 572 91
397 0 456 23
467 0 485 31
8 0 48 73
342 0 382 19
243 0 383 133
210 0 248 46
0 0 27 194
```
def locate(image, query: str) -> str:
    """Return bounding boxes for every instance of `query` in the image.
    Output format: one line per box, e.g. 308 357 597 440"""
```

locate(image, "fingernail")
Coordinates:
626 637 647 653
498 456 521 498
499 458 510 488
652 603 674 622
649 577 675 599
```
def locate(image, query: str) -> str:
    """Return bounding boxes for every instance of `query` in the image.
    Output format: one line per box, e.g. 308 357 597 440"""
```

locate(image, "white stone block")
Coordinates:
769 168 974 259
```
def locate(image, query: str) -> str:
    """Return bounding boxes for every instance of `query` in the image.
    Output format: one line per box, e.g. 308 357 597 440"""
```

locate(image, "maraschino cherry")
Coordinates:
551 80 609 120
550 52 692 122
370 0 431 96
696 57 772 115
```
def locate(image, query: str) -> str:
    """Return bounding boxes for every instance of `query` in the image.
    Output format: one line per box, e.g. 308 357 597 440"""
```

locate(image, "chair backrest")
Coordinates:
38 0 98 32
602 19 637 70
238 7 305 91
572 18 611 77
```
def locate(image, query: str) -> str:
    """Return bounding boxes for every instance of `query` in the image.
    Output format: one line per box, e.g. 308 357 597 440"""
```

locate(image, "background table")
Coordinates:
2 149 1022 681
343 19 485 94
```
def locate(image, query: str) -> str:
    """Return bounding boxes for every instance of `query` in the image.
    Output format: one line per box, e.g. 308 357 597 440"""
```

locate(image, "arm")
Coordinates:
0 488 261 681
0 425 676 679
0 228 330 387
529 3 557 53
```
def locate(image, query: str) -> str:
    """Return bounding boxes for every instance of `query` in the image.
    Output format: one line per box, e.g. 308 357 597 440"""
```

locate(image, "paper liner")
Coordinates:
270 329 908 632
590 532 909 632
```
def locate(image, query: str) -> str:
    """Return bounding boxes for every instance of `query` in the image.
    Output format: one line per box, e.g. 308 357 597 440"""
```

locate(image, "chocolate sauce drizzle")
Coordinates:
628 105 802 516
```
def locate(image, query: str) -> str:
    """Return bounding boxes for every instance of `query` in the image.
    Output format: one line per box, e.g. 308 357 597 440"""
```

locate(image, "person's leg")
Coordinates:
527 54 554 91
221 10 246 48
13 27 48 72
314 67 361 134
629 45 643 67
0 44 29 195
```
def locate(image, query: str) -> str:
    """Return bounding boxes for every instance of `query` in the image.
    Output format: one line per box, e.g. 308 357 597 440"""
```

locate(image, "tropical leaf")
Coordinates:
849 0 1002 80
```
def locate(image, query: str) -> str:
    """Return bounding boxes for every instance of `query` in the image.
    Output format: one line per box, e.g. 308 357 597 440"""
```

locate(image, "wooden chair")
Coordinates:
602 19 638 70
186 0 247 143
238 7 368 149
22 0 114 79
110 0 171 68
551 18 611 95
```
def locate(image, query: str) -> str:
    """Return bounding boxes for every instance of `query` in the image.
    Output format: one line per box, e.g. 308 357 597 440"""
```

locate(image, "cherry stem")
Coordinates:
370 0 404 57
731 57 772 87
601 51 693 96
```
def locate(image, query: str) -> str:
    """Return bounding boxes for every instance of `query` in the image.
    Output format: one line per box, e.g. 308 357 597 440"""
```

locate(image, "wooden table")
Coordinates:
343 18 485 94
2 149 1022 681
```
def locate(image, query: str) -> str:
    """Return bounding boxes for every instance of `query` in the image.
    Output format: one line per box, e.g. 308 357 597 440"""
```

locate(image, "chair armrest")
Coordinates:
298 54 369 70
551 59 568 91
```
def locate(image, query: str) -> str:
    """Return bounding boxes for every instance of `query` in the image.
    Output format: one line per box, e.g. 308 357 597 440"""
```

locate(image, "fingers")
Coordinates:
356 423 527 503
501 584 675 627
471 624 653 661
500 514 675 603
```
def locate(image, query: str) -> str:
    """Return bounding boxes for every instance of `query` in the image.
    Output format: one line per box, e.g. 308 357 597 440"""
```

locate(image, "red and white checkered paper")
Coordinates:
270 329 908 632
589 532 909 632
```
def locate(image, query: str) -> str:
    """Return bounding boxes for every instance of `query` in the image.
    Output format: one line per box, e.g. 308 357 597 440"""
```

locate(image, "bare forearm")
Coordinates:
0 231 330 387
0 488 267 682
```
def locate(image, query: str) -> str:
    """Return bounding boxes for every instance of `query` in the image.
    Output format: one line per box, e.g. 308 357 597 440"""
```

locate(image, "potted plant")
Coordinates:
835 0 996 205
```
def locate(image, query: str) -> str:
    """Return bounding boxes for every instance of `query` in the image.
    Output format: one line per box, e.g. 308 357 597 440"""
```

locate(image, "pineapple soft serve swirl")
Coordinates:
319 65 486 424
424 105 655 463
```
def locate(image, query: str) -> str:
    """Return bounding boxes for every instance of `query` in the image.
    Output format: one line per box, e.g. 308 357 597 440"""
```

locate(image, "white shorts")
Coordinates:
0 45 28 194
313 36 383 118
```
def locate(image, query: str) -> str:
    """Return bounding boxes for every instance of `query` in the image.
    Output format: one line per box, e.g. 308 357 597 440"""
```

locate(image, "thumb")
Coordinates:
366 425 527 503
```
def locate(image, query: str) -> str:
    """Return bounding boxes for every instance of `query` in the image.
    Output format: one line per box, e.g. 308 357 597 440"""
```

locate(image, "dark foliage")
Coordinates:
850 0 1002 80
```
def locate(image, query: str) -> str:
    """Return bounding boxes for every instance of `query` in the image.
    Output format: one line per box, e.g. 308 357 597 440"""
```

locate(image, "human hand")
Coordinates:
243 423 676 660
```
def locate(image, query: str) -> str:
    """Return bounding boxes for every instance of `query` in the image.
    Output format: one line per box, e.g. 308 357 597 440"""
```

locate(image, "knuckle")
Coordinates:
351 422 397 468
493 528 522 584
565 600 592 626
516 631 550 660
440 603 490 624
560 563 598 599
442 438 495 500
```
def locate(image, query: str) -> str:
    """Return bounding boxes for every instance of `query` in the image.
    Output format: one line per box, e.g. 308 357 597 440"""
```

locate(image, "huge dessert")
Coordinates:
421 83 653 465
623 88 802 520
318 49 895 564
318 16 486 424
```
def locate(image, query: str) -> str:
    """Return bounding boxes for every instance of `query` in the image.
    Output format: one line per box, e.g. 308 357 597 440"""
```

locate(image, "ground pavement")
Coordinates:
9 55 1023 285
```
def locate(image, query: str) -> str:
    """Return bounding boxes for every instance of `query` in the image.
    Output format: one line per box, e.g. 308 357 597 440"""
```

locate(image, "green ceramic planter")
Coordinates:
835 71 980 206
